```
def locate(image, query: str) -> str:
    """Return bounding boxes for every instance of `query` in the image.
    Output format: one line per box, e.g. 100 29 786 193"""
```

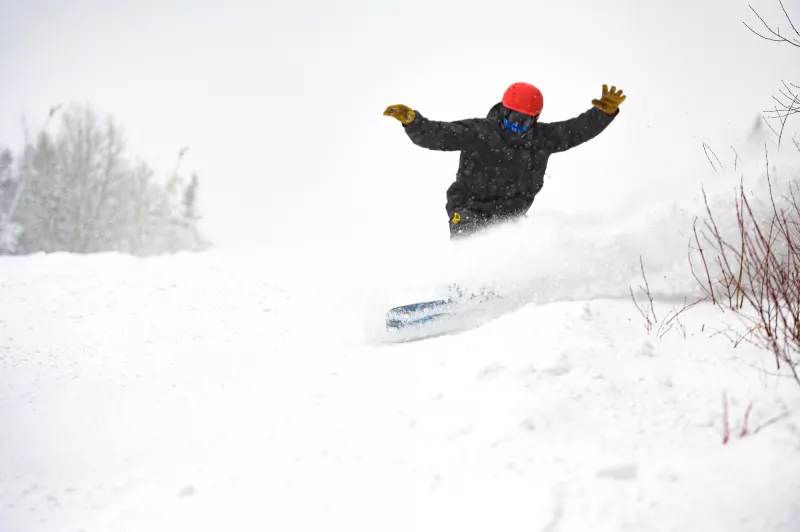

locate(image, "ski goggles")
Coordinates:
503 108 538 132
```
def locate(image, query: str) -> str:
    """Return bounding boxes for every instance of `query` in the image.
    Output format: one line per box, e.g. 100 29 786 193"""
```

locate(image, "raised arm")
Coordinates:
541 85 626 153
384 104 482 152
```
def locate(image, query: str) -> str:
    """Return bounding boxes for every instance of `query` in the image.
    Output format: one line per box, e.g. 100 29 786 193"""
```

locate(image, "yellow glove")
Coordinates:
592 84 626 115
383 104 416 125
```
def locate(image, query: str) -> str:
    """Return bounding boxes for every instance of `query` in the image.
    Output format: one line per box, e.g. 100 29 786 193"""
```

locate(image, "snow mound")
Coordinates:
1 199 800 531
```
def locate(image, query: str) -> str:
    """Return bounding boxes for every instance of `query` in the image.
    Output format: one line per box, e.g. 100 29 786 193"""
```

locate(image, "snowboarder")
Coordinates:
384 83 626 238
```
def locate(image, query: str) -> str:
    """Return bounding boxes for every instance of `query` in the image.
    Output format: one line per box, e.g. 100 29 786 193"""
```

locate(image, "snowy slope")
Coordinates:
2 210 800 532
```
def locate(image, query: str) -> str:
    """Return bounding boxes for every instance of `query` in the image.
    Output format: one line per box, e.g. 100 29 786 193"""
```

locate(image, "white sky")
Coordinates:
1 0 799 249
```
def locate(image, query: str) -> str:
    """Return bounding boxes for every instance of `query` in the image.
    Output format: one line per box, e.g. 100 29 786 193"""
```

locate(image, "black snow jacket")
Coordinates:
404 102 617 222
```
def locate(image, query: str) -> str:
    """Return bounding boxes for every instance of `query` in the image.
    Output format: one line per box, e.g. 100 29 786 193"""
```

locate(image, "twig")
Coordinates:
676 312 687 339
657 297 705 338
639 255 657 323
762 115 781 140
777 0 800 39
744 3 800 48
721 395 792 443
732 146 742 172
630 286 653 333
734 324 764 347
739 402 754 437
710 325 736 340
692 214 717 304
776 99 795 147
702 142 723 174
781 80 799 102
736 187 746 310
753 410 791 434
722 391 731 444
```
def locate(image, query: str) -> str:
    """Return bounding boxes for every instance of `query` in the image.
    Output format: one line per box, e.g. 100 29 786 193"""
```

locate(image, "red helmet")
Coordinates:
502 82 543 116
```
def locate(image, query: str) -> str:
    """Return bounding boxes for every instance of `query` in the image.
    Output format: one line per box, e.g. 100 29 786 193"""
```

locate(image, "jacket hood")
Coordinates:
487 102 505 121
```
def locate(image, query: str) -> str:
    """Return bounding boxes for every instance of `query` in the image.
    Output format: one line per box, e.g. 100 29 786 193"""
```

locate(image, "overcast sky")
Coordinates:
1 0 799 249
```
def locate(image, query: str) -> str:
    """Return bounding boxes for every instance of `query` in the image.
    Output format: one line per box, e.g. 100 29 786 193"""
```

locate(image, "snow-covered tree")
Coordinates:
1 104 208 256
0 147 22 253
0 148 12 187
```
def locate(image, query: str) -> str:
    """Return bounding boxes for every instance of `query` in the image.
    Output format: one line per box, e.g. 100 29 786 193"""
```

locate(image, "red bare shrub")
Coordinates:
691 148 800 387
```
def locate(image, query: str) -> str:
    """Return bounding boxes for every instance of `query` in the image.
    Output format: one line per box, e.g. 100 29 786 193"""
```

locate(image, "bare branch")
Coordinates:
777 104 791 147
745 4 800 48
639 255 657 323
691 145 800 387
630 286 653 333
753 410 791 434
732 146 742 172
657 297 706 339
778 0 800 39
722 391 731 444
702 142 724 174
762 115 781 140
781 80 799 100
739 402 754 437
743 20 788 42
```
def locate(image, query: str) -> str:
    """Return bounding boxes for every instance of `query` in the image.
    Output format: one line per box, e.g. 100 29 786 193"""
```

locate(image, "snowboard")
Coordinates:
383 288 519 342
385 298 458 330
